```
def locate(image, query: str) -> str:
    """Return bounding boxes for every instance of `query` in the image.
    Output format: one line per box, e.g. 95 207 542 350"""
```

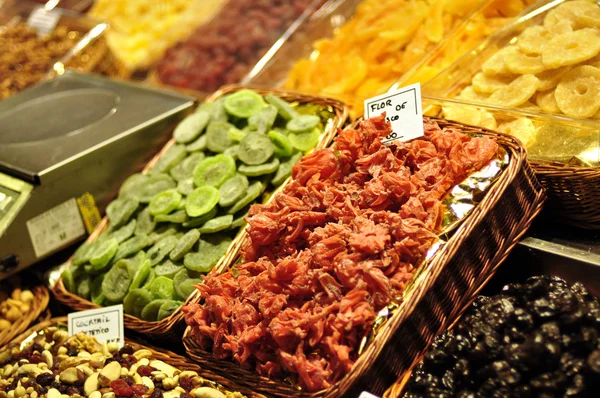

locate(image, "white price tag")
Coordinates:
68 305 125 347
27 6 60 35
364 82 424 145
26 198 86 258
358 392 379 398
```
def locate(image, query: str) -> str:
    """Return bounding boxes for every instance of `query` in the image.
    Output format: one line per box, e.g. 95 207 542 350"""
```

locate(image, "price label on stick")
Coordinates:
364 82 424 145
27 7 60 35
68 304 125 347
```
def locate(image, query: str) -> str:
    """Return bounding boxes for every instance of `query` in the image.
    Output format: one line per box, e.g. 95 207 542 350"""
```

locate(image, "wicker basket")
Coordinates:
6 316 263 398
52 85 349 341
0 282 50 347
181 117 546 397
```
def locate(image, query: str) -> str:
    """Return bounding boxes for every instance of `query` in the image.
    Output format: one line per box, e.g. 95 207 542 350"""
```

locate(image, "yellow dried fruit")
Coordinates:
442 105 497 130
498 117 536 147
482 47 516 76
472 72 515 94
542 29 600 69
489 74 539 107
456 86 490 102
535 66 572 91
544 0 599 29
586 53 600 68
517 26 554 55
555 65 600 118
536 90 560 114
518 100 539 112
505 47 545 74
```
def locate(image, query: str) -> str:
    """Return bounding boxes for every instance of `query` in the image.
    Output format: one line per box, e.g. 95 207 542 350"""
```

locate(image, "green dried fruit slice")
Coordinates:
287 114 320 133
206 121 235 153
182 207 218 228
90 238 119 271
149 189 182 216
102 260 133 302
148 276 176 300
106 197 139 227
138 174 176 204
129 259 151 291
186 186 220 218
77 276 91 300
111 219 137 243
248 104 278 134
219 174 248 207
174 111 210 144
91 274 105 305
198 215 233 234
193 155 236 188
184 235 232 273
150 144 187 175
289 128 321 152
239 157 280 177
155 260 184 279
227 181 263 214
223 145 239 160
185 134 207 152
265 94 299 121
158 300 182 321
177 178 195 196
148 224 178 244
123 288 152 318
173 269 202 300
113 235 151 262
224 90 266 119
141 270 156 291
127 251 147 275
198 98 228 122
170 229 200 261
147 235 178 267
119 173 148 199
72 241 93 266
272 152 303 187
268 130 294 157
154 210 189 224
135 207 156 237
228 126 247 142
170 152 205 182
62 268 76 293
231 212 248 229
238 132 274 166
141 299 169 321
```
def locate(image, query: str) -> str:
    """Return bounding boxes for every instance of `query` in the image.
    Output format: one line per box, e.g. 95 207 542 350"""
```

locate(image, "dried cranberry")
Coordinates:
36 373 55 387
179 377 194 392
181 393 193 398
131 384 149 396
67 386 81 395
123 376 135 386
29 355 43 364
137 365 153 377
119 345 134 355
125 355 137 368
110 379 134 397
149 389 163 398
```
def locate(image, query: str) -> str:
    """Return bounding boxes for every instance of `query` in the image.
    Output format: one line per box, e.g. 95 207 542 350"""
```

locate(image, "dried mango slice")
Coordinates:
555 65 600 118
489 74 539 107
517 26 555 55
498 117 536 147
542 29 600 69
536 90 560 114
482 47 516 76
535 66 573 91
472 72 515 94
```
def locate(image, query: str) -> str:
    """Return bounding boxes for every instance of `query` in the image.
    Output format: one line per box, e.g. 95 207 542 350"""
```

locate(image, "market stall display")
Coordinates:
0 317 255 398
396 275 600 397
52 86 348 340
183 115 544 396
152 0 323 95
89 0 226 70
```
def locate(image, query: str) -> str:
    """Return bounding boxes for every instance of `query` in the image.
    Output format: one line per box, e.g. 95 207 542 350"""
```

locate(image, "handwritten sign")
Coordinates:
68 305 125 347
364 82 424 144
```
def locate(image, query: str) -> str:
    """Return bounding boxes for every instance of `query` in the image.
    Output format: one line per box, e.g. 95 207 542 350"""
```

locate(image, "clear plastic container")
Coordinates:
423 0 600 165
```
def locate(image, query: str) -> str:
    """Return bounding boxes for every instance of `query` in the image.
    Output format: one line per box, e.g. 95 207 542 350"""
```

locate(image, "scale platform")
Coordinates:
0 71 194 280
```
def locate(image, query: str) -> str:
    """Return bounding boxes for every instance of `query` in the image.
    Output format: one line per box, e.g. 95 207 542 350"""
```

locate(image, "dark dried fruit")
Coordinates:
36 373 55 387
110 379 134 396
150 389 163 398
137 365 153 377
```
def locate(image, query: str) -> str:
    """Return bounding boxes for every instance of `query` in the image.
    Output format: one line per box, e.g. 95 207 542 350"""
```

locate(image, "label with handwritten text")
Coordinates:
68 305 124 347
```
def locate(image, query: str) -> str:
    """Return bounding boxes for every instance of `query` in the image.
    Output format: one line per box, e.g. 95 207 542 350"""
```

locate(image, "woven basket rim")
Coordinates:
181 116 542 397
0 282 50 347
52 85 349 338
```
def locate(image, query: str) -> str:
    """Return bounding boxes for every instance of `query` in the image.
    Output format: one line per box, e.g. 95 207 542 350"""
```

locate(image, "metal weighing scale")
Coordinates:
0 71 195 281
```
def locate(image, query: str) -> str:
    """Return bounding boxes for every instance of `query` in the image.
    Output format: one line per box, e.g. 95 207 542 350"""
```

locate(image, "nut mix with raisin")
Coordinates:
402 275 600 397
0 326 244 398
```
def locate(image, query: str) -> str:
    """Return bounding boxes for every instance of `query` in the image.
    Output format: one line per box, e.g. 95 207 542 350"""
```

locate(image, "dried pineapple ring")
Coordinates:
574 4 600 28
498 117 536 147
517 26 555 55
482 47 516 76
536 90 560 114
505 48 545 74
542 29 600 69
489 74 539 107
456 86 490 102
593 108 600 120
442 105 497 130
518 100 539 112
544 1 597 29
586 54 600 68
555 65 600 118
472 72 515 94
535 66 573 92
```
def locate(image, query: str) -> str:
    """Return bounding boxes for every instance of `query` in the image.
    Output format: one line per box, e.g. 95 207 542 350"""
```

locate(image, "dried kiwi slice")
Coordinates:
135 207 156 237
170 152 205 182
147 235 178 267
227 181 263 215
206 121 235 153
77 277 91 300
184 235 232 273
90 238 118 271
141 299 169 321
138 174 176 203
158 300 182 321
224 145 239 160
238 132 274 166
129 259 151 291
199 98 228 122
268 130 294 157
150 144 187 175
289 128 321 152
102 260 133 302
177 178 195 196
91 274 105 305
219 174 248 207
106 197 139 227
154 210 189 224
228 126 247 142
239 157 280 177
72 241 93 266
173 269 202 300
193 155 236 188
62 268 76 293
182 207 218 228
155 260 184 279
149 189 182 216
230 212 248 229
186 186 220 218
170 229 200 261
113 235 151 262
111 219 136 243
265 94 299 121
186 134 207 152
198 215 233 234
148 276 176 300
174 111 210 144
141 270 156 291
119 174 148 199
248 104 278 134
272 152 303 187
123 288 152 318
287 114 320 133
224 90 266 119
127 251 147 275
148 224 178 245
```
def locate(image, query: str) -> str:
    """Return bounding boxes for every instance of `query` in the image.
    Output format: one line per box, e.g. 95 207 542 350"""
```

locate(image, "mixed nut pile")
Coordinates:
0 287 35 332
0 326 244 398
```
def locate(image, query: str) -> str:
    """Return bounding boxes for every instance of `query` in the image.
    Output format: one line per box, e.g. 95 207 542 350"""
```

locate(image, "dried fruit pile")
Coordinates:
185 116 500 391
445 0 600 146
0 282 34 332
61 90 330 322
402 276 600 397
0 325 243 398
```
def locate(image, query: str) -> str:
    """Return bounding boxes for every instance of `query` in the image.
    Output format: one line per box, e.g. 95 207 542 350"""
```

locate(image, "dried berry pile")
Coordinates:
185 116 499 391
403 275 600 397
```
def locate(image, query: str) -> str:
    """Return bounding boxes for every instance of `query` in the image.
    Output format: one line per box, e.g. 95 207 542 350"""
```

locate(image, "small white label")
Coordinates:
26 198 86 258
358 392 379 398
364 82 424 144
27 7 60 35
68 305 125 347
